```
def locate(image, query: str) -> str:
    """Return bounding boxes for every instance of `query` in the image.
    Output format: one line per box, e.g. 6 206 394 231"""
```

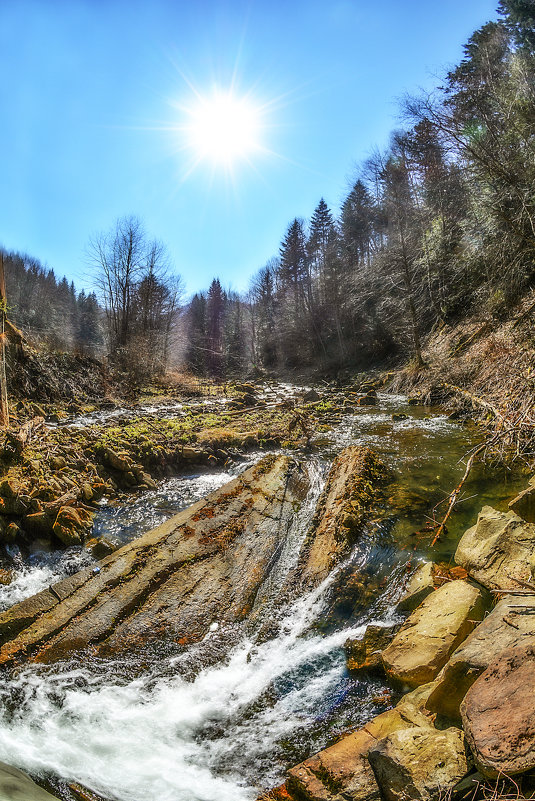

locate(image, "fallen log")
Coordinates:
2 416 44 457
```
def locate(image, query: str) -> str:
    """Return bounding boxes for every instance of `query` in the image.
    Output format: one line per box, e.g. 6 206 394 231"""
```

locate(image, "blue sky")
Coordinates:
1 0 499 297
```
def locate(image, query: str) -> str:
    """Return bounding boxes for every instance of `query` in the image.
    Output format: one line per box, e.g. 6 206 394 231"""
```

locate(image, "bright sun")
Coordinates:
184 91 262 165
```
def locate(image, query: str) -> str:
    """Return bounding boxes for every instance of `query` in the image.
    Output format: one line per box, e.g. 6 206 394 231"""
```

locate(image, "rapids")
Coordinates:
0 392 527 801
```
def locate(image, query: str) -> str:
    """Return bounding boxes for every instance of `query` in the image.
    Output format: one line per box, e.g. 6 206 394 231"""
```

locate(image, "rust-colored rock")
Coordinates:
282 693 434 801
461 643 535 777
0 455 309 666
53 506 92 546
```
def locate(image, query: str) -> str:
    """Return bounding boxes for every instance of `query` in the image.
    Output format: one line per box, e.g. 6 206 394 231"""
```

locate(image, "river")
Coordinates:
0 392 526 801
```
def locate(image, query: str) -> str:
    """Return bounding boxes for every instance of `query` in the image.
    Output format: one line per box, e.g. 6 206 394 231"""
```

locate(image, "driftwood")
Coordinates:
443 382 503 419
431 434 500 546
2 416 44 456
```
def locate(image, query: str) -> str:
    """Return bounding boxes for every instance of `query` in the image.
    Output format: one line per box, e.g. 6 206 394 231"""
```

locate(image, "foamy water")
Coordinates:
0 551 398 801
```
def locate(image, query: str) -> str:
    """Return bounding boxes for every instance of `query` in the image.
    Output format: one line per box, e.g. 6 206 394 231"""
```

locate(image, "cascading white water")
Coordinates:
0 544 397 801
0 391 514 801
0 453 400 801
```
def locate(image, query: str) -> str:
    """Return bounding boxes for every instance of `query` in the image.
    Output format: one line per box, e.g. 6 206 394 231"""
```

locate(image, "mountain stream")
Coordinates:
0 393 526 801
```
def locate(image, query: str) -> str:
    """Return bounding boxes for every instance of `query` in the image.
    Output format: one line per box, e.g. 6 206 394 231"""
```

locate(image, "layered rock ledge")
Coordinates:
0 454 309 666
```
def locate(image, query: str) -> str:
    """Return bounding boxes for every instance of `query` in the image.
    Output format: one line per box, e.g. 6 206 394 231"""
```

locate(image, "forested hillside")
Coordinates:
3 251 103 355
3 1 534 386
184 0 535 379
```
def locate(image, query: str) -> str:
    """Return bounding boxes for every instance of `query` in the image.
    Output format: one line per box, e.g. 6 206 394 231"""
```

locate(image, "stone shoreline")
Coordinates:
262 477 535 801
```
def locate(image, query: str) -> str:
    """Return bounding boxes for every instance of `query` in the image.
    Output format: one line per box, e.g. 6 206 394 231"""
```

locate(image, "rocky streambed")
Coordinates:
0 384 530 801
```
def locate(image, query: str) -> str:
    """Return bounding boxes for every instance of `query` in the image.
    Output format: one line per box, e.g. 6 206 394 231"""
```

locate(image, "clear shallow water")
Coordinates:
0 391 529 801
92 453 261 547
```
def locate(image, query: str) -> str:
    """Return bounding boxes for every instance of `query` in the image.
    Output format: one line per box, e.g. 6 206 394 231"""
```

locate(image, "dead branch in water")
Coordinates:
431 398 535 544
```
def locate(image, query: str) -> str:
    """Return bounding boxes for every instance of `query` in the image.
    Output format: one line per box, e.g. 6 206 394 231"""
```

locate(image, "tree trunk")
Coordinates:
0 254 9 428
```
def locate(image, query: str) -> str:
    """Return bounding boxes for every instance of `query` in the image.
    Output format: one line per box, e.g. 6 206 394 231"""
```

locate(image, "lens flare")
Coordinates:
185 91 262 165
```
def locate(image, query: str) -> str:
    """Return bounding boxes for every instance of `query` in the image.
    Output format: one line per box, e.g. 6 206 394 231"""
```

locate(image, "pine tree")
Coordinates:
499 0 535 52
185 293 207 374
206 278 226 378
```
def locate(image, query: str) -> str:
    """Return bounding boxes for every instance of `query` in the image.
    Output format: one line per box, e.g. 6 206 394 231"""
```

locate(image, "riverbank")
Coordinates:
263 469 535 801
0 379 388 563
389 299 535 426
0 385 521 801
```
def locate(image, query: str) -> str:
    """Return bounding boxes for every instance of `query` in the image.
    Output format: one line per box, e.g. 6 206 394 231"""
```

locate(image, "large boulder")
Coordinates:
286 703 434 801
382 580 486 687
368 726 470 801
455 506 535 591
427 595 535 720
0 455 309 666
0 761 60 800
461 643 535 777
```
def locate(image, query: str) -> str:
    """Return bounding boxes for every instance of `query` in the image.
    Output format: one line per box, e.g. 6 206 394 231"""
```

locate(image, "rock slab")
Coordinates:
382 580 486 687
295 447 386 590
0 455 309 665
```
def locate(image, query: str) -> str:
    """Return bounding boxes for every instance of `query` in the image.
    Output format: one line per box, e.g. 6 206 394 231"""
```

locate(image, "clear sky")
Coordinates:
1 0 499 297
